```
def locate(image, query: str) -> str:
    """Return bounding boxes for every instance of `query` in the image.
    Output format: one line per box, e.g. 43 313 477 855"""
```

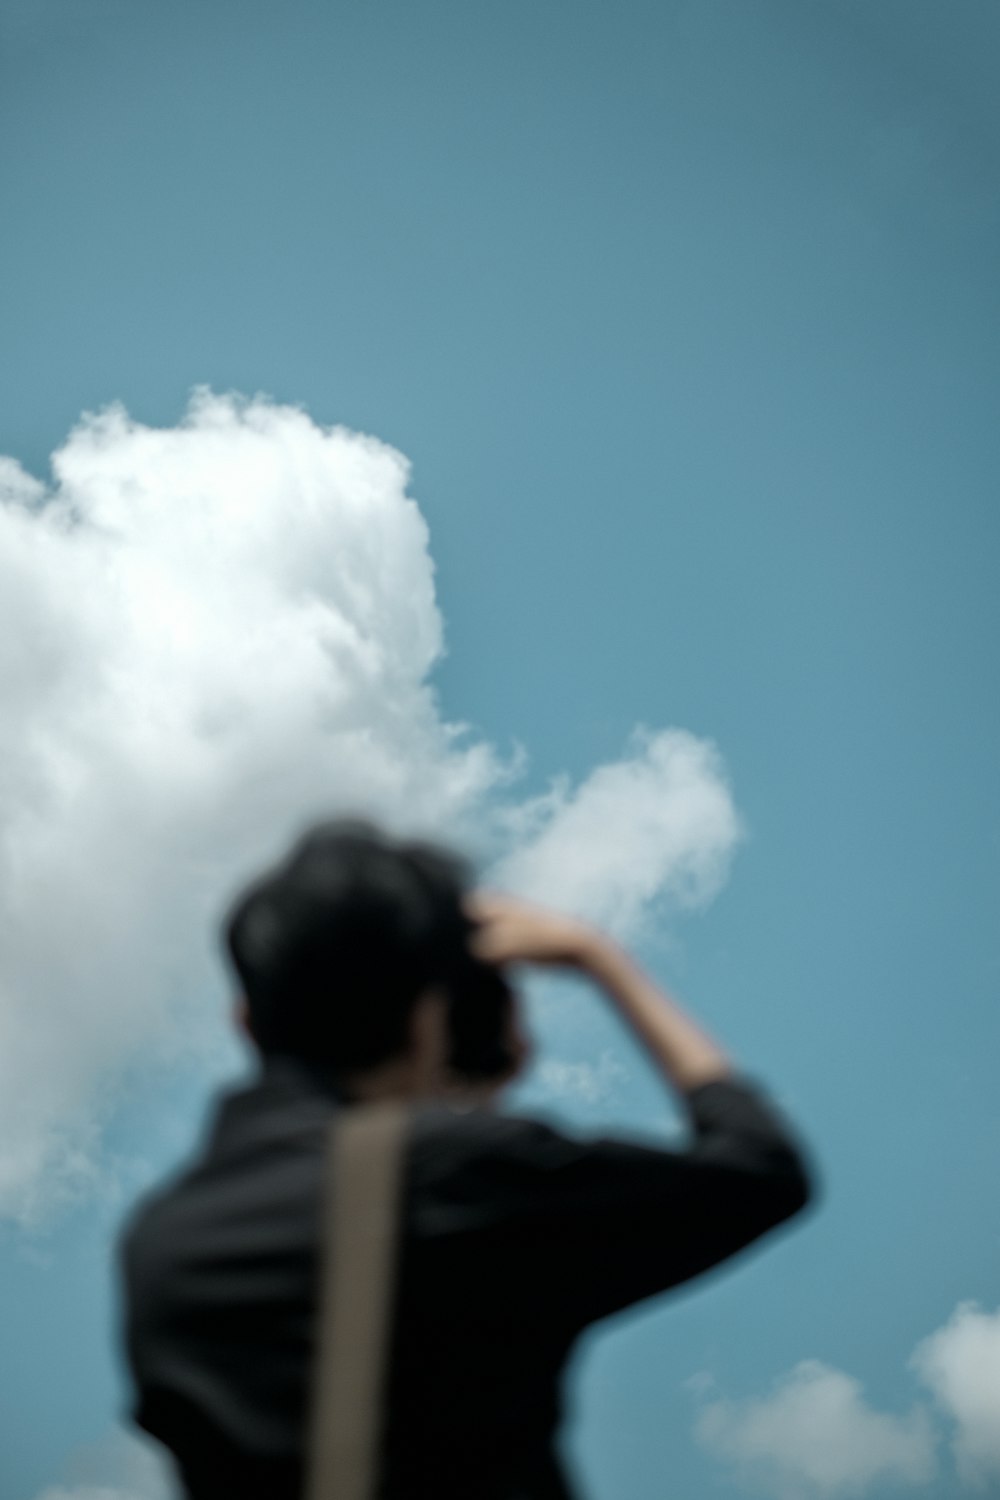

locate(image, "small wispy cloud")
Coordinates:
32 1426 172 1500
537 1048 630 1106
488 723 741 943
36 1490 148 1500
0 390 742 1226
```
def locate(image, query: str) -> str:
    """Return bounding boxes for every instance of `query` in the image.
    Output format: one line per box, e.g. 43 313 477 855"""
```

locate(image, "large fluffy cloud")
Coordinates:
695 1360 937 1499
0 390 741 1225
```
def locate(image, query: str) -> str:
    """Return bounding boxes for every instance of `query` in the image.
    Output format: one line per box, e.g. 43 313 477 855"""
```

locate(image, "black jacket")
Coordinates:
118 1057 813 1500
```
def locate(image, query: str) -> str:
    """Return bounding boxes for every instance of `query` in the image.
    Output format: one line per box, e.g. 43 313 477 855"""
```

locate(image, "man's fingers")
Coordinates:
462 889 504 916
466 921 506 959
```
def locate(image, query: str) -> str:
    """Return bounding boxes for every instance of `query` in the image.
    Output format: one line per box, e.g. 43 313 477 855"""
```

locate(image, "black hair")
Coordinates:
222 816 516 1079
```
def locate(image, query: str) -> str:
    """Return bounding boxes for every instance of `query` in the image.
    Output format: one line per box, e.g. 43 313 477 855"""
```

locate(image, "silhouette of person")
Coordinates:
118 815 815 1499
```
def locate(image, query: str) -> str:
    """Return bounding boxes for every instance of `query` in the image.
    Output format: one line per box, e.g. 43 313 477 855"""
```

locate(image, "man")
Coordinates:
118 816 815 1500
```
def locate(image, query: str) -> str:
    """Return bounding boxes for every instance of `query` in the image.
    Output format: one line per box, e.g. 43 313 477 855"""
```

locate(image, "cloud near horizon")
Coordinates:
696 1360 937 1499
911 1302 1000 1488
695 1301 1000 1498
0 390 742 1227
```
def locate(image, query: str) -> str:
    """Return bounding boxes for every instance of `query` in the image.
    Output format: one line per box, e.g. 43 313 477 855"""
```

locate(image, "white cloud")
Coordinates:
35 1490 152 1500
912 1301 1000 1487
0 389 741 1225
32 1425 172 1500
537 1048 630 1105
488 724 741 940
695 1359 937 1499
35 1491 137 1500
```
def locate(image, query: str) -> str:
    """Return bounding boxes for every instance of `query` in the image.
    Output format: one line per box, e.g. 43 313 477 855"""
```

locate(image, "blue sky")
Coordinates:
1 4 998 1498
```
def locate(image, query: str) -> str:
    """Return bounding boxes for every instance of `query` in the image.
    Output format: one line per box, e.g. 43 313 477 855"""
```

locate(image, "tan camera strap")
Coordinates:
306 1099 410 1500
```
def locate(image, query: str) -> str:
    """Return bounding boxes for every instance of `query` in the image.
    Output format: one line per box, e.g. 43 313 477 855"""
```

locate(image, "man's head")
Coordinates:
222 816 528 1098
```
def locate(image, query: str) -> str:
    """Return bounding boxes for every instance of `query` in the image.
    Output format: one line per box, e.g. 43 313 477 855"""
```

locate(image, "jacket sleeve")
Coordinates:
480 1074 816 1333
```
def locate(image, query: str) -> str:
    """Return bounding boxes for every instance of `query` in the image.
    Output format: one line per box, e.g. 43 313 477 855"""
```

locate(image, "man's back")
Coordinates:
119 1053 812 1500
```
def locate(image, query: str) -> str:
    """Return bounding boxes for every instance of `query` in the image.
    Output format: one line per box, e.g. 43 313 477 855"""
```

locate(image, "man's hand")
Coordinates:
461 890 598 971
464 888 732 1094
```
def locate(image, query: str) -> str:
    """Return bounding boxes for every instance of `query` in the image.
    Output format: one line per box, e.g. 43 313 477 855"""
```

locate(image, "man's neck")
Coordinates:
341 1056 425 1102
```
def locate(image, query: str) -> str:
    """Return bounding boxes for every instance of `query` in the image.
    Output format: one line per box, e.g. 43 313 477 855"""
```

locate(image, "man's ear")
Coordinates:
508 1009 533 1078
407 985 450 1066
495 996 532 1084
233 996 256 1046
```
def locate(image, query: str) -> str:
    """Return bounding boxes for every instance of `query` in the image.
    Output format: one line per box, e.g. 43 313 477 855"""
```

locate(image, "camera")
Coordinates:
444 951 518 1082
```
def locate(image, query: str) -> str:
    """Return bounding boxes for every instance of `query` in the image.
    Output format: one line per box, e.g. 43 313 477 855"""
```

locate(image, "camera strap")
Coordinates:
306 1098 410 1500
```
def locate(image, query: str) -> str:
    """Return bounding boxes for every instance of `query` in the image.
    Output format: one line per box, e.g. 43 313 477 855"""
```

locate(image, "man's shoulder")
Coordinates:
410 1100 585 1162
404 1102 607 1221
118 1072 332 1267
117 1085 623 1276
